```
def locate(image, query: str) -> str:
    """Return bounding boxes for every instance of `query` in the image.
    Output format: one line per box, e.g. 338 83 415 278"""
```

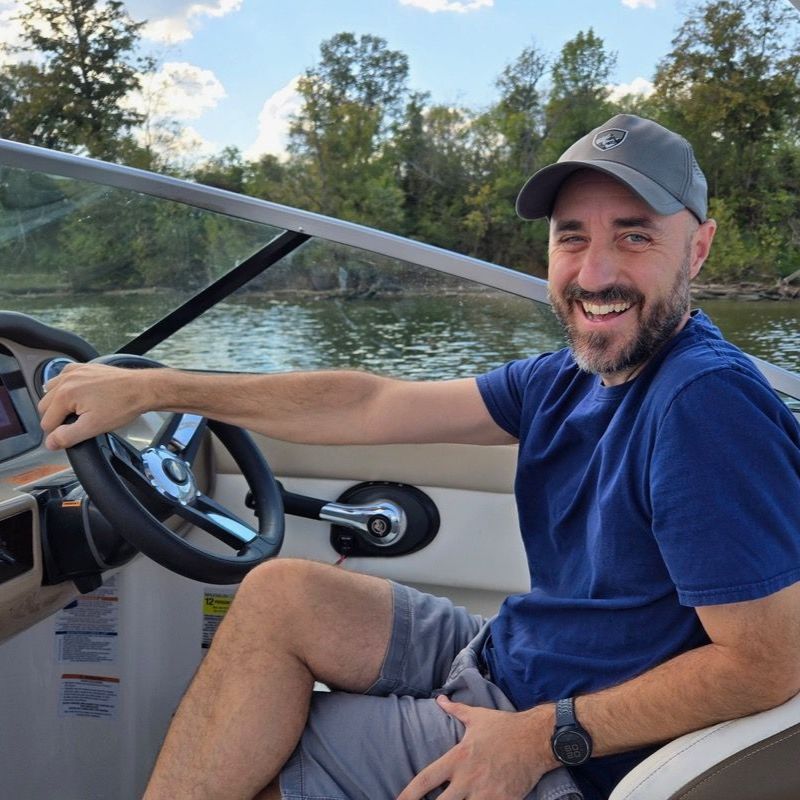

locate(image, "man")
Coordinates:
39 115 800 800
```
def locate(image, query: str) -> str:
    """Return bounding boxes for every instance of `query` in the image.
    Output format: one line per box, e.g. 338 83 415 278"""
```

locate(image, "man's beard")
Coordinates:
549 256 692 378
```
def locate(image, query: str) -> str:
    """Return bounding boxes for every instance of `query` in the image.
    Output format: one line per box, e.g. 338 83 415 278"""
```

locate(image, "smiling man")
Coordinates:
529 115 714 387
39 115 800 800
548 172 704 383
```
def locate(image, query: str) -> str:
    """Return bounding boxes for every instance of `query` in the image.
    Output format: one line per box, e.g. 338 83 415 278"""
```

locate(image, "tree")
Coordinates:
242 153 288 202
0 0 149 159
287 32 409 229
493 44 548 178
542 29 617 163
652 0 800 279
390 93 478 251
462 44 550 274
194 146 247 193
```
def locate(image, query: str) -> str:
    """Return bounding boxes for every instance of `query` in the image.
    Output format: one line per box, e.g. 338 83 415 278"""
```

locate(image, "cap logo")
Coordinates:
593 129 627 151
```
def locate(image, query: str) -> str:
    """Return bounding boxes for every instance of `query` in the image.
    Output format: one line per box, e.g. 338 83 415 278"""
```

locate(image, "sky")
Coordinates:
0 0 697 162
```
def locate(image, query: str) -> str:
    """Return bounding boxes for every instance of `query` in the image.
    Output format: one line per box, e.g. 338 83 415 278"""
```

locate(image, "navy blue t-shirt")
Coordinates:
476 311 800 796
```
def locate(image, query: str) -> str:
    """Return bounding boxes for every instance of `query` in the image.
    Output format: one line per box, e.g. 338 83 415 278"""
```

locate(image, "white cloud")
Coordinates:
157 124 218 161
121 61 225 166
135 122 219 168
399 0 493 13
245 76 304 160
0 0 242 58
125 61 226 121
131 0 242 43
621 0 656 8
607 76 655 102
0 1 33 65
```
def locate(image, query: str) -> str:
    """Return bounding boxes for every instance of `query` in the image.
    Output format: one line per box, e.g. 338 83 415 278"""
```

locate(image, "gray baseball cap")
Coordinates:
516 114 708 222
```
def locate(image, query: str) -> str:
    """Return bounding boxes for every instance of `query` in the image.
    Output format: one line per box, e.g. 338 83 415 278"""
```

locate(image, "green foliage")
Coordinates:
701 198 761 282
193 147 247 193
392 97 477 251
283 32 409 231
3 0 800 290
651 0 800 282
0 0 150 160
542 29 617 163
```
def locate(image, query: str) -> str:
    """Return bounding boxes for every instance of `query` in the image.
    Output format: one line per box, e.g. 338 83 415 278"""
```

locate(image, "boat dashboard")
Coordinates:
0 313 200 644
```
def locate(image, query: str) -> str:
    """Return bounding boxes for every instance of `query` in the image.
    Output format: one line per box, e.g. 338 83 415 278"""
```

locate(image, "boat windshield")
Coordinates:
0 164 285 354
0 157 564 381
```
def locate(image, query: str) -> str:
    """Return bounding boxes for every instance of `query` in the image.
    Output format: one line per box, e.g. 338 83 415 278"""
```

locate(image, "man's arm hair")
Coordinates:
575 581 800 756
39 365 516 449
164 369 515 446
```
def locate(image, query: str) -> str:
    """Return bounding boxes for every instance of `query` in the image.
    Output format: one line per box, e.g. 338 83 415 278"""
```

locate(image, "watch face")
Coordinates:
553 730 591 766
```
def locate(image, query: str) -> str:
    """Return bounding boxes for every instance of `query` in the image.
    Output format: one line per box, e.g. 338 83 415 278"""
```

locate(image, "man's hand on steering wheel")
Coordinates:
39 361 160 450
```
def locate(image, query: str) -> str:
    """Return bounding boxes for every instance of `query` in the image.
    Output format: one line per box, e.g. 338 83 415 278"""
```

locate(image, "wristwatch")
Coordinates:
551 697 593 766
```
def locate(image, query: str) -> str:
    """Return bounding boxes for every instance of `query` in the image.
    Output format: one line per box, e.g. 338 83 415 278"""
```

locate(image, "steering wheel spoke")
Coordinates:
171 493 260 550
151 412 208 465
105 433 150 488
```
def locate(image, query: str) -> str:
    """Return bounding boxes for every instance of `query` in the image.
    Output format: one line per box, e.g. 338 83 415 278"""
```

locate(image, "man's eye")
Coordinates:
624 233 650 244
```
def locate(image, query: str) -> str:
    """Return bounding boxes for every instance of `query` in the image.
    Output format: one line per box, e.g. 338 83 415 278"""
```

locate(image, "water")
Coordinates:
697 299 799 373
2 291 798 379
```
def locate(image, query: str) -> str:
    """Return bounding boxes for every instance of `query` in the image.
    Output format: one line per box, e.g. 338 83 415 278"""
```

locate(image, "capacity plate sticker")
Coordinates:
202 591 234 650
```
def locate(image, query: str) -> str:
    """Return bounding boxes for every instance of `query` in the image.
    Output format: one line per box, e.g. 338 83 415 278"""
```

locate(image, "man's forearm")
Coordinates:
144 367 389 445
40 362 507 450
574 641 795 757
407 642 796 800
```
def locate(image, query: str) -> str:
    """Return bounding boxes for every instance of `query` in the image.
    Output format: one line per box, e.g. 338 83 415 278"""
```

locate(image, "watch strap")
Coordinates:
555 696 576 728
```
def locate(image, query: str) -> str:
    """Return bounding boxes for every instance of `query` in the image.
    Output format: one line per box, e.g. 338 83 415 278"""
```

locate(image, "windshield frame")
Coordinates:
0 138 550 302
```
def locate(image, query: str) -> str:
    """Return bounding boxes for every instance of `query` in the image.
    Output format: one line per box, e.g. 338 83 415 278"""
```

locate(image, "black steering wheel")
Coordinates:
65 354 284 584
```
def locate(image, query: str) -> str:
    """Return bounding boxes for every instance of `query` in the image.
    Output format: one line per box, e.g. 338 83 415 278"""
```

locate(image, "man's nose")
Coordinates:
577 244 620 293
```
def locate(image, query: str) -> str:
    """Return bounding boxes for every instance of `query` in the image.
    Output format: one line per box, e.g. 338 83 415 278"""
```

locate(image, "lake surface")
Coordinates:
697 299 799 374
2 291 798 379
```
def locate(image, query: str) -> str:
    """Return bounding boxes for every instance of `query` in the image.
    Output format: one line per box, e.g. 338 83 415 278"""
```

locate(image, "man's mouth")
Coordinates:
579 300 633 320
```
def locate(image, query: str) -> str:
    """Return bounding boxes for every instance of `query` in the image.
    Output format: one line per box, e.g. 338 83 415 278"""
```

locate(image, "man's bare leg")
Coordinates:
252 780 281 800
143 558 394 800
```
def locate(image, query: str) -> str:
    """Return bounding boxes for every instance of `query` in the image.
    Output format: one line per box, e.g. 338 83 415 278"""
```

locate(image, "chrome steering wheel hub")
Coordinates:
141 446 197 504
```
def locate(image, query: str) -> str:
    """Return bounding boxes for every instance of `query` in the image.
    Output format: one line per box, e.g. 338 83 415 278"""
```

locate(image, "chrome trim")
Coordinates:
38 357 75 397
141 446 197 504
203 510 259 545
168 414 205 453
319 500 407 547
40 357 75 385
0 138 549 304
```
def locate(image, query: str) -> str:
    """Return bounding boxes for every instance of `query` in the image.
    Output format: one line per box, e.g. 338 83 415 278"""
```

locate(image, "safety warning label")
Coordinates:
58 674 120 719
55 578 119 664
202 590 234 650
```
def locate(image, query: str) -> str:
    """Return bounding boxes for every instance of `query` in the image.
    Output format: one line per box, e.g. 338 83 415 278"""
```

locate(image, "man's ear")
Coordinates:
690 219 717 280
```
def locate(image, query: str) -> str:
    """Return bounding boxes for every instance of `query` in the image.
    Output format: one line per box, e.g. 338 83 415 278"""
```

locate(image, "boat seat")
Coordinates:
609 691 800 799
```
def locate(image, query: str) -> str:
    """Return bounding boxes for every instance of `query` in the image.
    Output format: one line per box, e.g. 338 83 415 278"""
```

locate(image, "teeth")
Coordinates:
581 301 631 316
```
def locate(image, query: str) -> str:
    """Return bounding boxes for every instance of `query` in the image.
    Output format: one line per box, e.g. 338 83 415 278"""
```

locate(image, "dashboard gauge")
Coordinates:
36 357 76 397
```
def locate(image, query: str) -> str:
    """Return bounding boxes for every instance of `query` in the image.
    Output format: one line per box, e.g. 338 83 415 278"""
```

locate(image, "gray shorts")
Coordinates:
279 581 582 800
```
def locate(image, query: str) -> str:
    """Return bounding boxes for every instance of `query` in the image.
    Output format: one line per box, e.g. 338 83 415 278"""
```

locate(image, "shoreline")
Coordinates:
691 281 800 302
2 282 799 302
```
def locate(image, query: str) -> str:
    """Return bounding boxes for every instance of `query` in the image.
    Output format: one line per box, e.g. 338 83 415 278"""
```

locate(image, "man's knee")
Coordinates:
235 558 374 630
236 558 318 625
234 558 394 688
240 557 316 597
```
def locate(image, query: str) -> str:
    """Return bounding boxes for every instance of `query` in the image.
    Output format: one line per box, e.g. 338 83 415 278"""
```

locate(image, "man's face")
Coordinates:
547 171 712 385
